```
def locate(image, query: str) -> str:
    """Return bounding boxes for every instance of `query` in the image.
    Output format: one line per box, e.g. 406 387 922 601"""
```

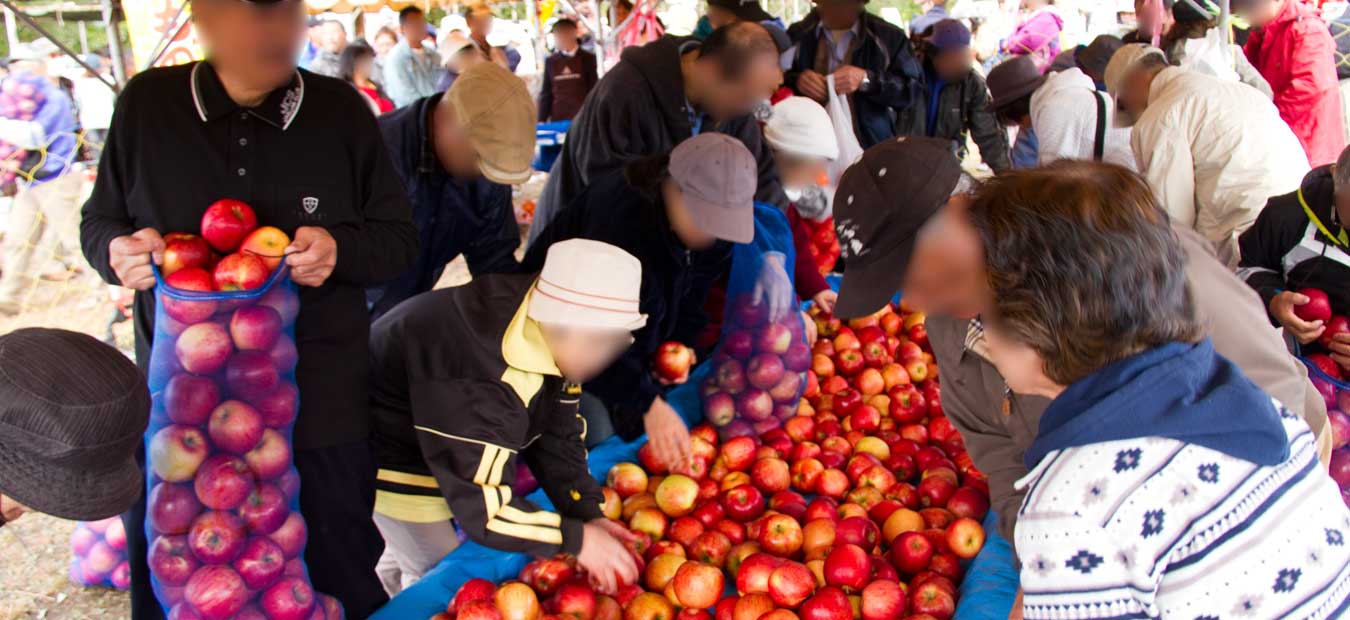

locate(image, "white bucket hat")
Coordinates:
528 239 648 331
764 97 840 161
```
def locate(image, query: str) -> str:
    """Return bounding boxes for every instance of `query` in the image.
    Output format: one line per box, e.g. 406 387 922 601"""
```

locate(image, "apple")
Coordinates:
722 485 767 522
554 582 597 620
907 324 929 350
769 372 804 404
261 575 317 620
811 354 835 379
782 342 812 372
718 360 749 394
268 512 307 559
1295 288 1334 323
816 469 850 499
817 450 845 469
244 428 292 481
691 530 733 566
756 513 803 557
823 544 869 592
206 400 264 455
719 436 757 472
1310 354 1345 381
629 589 677 620
498 582 544 620
268 334 300 375
185 565 248 619
749 458 790 494
917 476 957 508
928 553 962 581
945 488 990 521
706 392 737 427
732 593 774 620
890 531 933 576
737 389 775 422
943 517 984 559
733 295 771 329
693 500 727 529
656 475 701 518
860 580 906 620
226 350 281 401
214 252 270 291
454 580 500 614
150 425 210 483
201 199 259 252
799 587 852 620
238 484 289 535
168 603 203 620
165 374 221 426
1321 315 1350 350
188 510 247 564
835 516 880 552
756 324 794 355
672 561 724 609
631 507 670 541
724 331 756 361
232 536 286 590
736 552 782 594
835 350 864 377
195 455 254 510
110 561 132 589
149 482 203 535
654 341 695 384
71 526 98 556
764 560 813 607
163 268 220 324
667 517 705 549
596 596 621 620
230 305 283 352
909 582 955 620
679 610 713 620
249 382 299 429
714 597 738 620
461 600 506 620
164 233 213 277
177 322 234 375
869 555 899 583
239 226 290 270
255 285 301 329
882 508 925 543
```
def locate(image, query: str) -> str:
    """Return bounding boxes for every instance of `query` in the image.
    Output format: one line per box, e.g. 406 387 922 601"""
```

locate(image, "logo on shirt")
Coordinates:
302 196 319 214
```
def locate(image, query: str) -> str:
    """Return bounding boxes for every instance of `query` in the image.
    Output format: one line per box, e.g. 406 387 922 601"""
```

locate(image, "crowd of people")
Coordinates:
0 0 1347 618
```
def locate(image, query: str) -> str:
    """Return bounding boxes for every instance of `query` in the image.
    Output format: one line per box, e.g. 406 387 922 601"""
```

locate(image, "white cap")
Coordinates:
528 239 648 331
764 97 840 161
9 40 55 63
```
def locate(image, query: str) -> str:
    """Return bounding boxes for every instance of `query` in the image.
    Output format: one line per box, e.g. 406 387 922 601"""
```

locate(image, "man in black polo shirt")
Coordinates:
79 0 417 617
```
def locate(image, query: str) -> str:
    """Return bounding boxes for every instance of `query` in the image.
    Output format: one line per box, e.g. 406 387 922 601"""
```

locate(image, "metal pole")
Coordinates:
101 0 127 86
0 0 119 91
3 7 18 52
522 0 545 76
1219 0 1231 47
79 20 89 54
139 0 188 73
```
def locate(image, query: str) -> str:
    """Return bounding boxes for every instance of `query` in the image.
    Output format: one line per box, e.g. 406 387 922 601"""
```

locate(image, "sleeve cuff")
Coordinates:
326 225 362 283
561 517 587 555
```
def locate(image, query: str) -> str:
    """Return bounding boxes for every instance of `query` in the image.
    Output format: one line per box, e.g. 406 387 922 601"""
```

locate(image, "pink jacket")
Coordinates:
1002 9 1064 72
1246 0 1346 166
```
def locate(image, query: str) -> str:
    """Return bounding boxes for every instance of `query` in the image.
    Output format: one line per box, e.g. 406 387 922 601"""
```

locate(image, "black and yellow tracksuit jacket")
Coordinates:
369 273 605 556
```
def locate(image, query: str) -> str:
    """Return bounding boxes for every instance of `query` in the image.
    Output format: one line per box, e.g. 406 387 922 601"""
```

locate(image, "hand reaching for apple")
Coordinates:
1270 291 1326 344
578 519 640 595
812 290 837 314
752 253 794 323
644 397 692 471
284 227 337 287
109 228 165 290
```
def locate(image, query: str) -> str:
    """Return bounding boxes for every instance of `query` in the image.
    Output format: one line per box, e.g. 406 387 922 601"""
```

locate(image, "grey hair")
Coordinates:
1336 146 1350 191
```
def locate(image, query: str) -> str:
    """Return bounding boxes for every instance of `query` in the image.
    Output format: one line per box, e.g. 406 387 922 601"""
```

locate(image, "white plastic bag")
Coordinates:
826 75 865 184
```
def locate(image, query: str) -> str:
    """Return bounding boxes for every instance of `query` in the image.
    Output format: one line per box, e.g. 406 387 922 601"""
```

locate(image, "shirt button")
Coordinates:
240 113 249 121
239 138 248 147
237 168 246 176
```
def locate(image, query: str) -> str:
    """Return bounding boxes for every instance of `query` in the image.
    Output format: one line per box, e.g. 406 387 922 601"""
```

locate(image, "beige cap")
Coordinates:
668 133 757 244
1103 44 1166 99
529 239 649 331
445 62 537 185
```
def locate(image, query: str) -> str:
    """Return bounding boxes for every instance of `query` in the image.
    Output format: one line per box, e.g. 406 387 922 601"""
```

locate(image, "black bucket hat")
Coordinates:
0 328 149 521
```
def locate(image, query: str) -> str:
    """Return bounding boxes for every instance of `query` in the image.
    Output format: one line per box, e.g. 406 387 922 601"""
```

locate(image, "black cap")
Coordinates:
0 328 149 520
1075 35 1125 78
708 0 774 23
833 137 963 318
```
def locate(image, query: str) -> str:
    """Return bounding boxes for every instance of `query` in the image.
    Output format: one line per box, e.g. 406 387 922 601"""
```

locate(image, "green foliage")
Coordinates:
0 4 130 59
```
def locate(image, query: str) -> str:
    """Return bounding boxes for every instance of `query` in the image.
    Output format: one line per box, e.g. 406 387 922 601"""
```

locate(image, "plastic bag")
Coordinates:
701 204 808 440
69 517 131 590
144 263 344 620
825 75 865 185
1305 356 1350 503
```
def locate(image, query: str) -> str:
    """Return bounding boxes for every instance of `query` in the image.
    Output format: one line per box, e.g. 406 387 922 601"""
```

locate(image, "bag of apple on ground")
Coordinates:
143 199 343 620
701 204 808 441
69 517 131 590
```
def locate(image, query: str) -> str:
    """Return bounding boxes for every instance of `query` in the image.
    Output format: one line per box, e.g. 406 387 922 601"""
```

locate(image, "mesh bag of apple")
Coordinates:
69 517 132 590
0 73 49 185
144 199 342 620
1289 288 1350 505
424 304 991 620
701 246 810 442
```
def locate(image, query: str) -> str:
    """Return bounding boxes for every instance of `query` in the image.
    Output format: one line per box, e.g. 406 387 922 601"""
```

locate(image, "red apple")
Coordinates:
836 517 880 551
722 485 767 522
149 482 204 535
890 532 933 576
239 484 288 535
731 593 774 620
207 400 264 455
757 513 803 557
736 552 782 594
945 518 985 559
163 267 219 324
185 565 248 619
165 374 221 426
265 512 306 559
656 475 701 518
749 458 790 494
257 284 300 327
460 600 505 620
762 560 812 607
945 488 990 521
909 582 954 619
724 331 756 361
756 324 794 355
201 199 259 253
706 392 737 427
233 536 286 590
1311 353 1345 381
177 322 234 375
1295 288 1334 323
150 425 210 483
244 428 291 481
860 580 907 620
194 454 254 511
149 535 199 586
262 575 317 620
720 436 758 472
835 350 864 377
214 252 269 291
714 597 738 620
188 510 247 565
654 341 695 384
239 226 290 270
595 596 621 620
230 305 283 351
554 582 597 620
163 233 213 277
226 350 280 401
737 389 775 422
799 587 852 620
672 561 724 610
917 476 957 509
769 372 804 404
816 469 849 499
718 360 749 394
812 354 835 379
1321 315 1350 351
249 382 298 429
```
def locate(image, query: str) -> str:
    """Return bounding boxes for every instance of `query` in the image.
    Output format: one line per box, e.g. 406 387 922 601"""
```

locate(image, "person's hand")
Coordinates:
812 289 838 314
1269 291 1326 344
1329 333 1350 369
577 519 640 595
752 253 794 322
832 66 868 95
798 69 829 102
644 397 692 471
1008 587 1023 620
802 310 817 345
285 227 338 287
108 228 164 290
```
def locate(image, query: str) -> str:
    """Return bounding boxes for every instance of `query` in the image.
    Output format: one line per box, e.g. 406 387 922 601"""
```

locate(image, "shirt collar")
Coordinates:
501 288 562 377
816 19 862 39
190 61 305 131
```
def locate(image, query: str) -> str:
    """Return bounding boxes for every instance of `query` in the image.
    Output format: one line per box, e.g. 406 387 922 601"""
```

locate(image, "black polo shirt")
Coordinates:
81 61 417 450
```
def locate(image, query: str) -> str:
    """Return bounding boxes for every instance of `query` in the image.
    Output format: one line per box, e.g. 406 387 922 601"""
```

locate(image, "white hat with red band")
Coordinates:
528 239 648 331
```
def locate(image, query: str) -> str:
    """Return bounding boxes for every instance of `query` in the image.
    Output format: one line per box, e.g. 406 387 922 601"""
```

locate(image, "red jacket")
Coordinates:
1246 0 1346 166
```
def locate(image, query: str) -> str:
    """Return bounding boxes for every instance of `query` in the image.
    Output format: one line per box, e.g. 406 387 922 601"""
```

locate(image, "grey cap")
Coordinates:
668 133 757 244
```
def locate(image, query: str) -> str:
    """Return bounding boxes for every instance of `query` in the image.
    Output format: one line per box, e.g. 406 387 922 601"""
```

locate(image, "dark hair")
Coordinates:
374 26 398 43
624 153 672 202
398 6 424 25
969 160 1199 385
339 40 376 84
464 4 493 19
552 18 579 32
993 93 1033 126
700 21 779 79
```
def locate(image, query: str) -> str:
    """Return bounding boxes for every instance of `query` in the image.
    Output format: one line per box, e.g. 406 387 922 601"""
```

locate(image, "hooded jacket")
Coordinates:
895 53 1011 172
1001 8 1064 72
1238 165 1350 321
784 10 922 148
533 36 786 234
522 171 731 440
1030 67 1135 169
1245 0 1346 166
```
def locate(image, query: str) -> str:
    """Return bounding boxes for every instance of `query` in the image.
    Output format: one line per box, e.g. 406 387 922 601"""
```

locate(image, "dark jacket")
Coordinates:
537 36 787 220
369 273 604 556
368 93 519 320
896 56 1011 171
538 49 599 122
523 171 731 440
784 10 922 148
1238 165 1350 322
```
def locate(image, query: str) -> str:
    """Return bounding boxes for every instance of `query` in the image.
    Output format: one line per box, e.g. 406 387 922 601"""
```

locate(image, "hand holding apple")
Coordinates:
284 227 338 287
1269 291 1326 344
109 228 165 290
578 519 641 595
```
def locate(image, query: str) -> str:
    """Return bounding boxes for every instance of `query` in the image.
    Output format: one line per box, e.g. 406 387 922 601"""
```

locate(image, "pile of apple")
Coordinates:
428 303 989 620
1291 288 1350 507
70 517 131 590
804 222 839 278
161 199 292 294
701 296 811 439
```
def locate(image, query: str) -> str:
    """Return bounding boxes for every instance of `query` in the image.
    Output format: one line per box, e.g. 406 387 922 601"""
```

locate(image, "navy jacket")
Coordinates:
368 93 519 320
785 10 922 148
522 171 730 440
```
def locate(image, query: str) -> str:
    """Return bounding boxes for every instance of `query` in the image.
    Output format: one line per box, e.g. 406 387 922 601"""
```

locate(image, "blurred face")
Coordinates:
353 54 374 80
981 314 1063 398
814 0 864 29
543 325 636 383
932 47 972 82
468 10 494 39
374 32 397 56
707 6 740 29
432 102 480 178
902 196 989 319
1117 66 1156 123
775 151 828 190
401 12 429 47
553 26 580 51
1236 0 1282 28
697 53 781 121
195 0 306 92
663 178 719 250
319 22 346 53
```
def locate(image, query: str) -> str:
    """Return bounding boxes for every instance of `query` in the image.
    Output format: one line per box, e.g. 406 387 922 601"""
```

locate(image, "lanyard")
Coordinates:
1297 186 1350 249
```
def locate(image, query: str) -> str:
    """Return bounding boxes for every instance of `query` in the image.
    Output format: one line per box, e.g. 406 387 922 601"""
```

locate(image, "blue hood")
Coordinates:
1025 339 1290 469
